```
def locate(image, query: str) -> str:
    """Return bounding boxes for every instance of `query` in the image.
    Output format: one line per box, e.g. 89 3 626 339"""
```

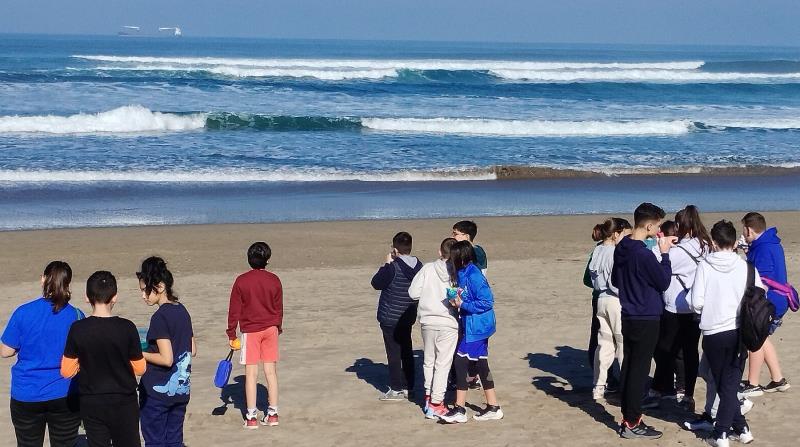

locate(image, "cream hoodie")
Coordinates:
408 259 459 330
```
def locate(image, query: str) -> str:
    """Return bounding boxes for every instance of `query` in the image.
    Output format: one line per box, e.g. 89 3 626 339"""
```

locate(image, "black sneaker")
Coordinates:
620 420 663 440
468 377 482 390
439 405 468 424
762 378 791 393
739 381 764 398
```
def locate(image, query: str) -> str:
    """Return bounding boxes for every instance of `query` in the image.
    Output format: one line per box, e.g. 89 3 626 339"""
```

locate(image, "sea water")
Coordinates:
1 35 799 229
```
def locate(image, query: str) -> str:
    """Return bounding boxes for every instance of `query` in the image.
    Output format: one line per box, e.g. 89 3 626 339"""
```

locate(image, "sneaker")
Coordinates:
423 394 431 411
739 382 764 398
440 405 468 424
468 377 482 390
243 415 259 430
731 427 754 444
683 413 714 432
260 414 279 426
705 435 730 447
473 405 504 421
619 420 663 440
592 385 606 401
740 397 754 416
379 389 407 401
428 402 449 419
762 378 791 393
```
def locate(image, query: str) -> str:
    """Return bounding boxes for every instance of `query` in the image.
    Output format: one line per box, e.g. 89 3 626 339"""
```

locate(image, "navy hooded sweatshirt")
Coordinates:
611 236 672 320
747 227 789 317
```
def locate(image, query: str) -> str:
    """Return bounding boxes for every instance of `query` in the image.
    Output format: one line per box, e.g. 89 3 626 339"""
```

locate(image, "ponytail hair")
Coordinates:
42 261 72 313
136 256 179 302
592 217 632 242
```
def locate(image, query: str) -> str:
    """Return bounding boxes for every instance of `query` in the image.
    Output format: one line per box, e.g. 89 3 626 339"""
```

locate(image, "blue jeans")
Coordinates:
139 392 187 447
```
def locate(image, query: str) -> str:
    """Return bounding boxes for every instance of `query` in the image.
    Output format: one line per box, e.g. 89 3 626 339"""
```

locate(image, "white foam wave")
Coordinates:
95 64 396 80
74 55 705 71
0 169 497 183
0 106 206 134
361 118 692 137
704 119 800 129
490 69 800 83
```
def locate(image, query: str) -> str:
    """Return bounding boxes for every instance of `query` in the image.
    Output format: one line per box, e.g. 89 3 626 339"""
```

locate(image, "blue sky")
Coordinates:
3 0 800 45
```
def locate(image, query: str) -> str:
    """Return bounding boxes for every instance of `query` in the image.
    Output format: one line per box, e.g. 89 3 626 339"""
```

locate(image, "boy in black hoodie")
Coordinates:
371 231 423 401
612 203 675 440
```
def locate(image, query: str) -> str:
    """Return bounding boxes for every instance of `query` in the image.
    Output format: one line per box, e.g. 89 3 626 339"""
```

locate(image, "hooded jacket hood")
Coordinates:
704 251 740 274
396 255 420 281
433 259 452 283
751 227 781 248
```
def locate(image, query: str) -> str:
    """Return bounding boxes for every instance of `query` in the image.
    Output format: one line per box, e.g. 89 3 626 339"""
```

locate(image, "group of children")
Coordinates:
1 242 284 446
371 221 502 423
585 204 794 445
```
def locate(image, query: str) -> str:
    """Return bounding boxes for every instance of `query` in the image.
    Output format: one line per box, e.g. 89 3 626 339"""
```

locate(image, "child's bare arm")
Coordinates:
143 338 174 368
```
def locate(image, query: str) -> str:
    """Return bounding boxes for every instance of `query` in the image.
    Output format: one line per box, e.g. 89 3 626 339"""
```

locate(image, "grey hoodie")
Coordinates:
408 259 459 331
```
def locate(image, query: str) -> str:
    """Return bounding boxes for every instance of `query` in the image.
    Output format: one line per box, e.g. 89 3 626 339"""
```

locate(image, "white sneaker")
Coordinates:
473 405 504 421
440 406 468 424
731 427 754 444
379 389 407 401
592 385 605 401
740 398 754 416
705 435 730 447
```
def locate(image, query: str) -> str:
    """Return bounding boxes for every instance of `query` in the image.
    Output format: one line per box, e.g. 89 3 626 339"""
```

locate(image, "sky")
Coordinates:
2 0 799 46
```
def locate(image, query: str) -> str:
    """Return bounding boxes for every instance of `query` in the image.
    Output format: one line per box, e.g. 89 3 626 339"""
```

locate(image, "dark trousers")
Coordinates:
381 324 415 391
588 294 601 369
10 396 81 447
81 395 141 447
139 392 187 447
453 355 495 391
703 330 747 439
620 319 660 424
653 311 701 397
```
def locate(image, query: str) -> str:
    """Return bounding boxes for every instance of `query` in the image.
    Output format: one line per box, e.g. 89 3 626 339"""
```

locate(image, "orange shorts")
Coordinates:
240 326 280 365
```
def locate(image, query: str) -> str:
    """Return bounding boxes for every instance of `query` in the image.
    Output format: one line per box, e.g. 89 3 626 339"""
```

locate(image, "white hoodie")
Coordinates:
689 251 765 336
408 259 459 331
653 238 707 314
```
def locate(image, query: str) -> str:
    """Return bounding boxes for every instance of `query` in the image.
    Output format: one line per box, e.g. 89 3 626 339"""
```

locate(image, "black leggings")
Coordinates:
652 312 701 397
10 396 81 447
453 355 495 391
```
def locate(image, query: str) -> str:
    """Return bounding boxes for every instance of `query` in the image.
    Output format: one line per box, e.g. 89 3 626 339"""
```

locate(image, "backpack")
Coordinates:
739 263 775 352
673 244 702 292
760 276 800 313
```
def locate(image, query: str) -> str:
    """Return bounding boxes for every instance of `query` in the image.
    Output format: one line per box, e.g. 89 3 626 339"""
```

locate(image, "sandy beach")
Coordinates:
1 212 798 446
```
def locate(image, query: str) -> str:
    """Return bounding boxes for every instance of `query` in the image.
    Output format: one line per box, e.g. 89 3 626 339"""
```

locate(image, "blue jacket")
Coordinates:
747 227 789 317
457 263 496 342
611 236 671 320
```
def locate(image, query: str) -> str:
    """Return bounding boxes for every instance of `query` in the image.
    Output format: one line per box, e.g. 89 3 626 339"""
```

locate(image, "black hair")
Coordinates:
42 261 72 313
676 205 712 252
634 202 666 228
660 220 678 238
449 240 476 281
711 220 737 250
741 212 767 233
86 271 117 305
592 217 632 242
247 242 272 269
392 232 413 255
453 220 478 241
136 256 178 302
440 238 457 260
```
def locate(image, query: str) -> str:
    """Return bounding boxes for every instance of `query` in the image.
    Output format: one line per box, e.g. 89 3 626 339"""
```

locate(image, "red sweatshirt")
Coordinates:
227 269 283 340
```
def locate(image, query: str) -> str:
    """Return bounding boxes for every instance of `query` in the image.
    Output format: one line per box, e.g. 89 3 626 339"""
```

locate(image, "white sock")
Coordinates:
246 408 257 419
268 405 279 415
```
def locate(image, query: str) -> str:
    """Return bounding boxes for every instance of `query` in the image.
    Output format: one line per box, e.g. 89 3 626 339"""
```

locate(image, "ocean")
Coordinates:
1 34 800 230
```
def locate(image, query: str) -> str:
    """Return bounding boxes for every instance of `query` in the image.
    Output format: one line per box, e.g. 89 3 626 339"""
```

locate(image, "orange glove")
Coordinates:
229 338 241 351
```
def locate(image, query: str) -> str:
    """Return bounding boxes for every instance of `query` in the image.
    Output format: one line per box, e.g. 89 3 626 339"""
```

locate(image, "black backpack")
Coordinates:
739 262 775 352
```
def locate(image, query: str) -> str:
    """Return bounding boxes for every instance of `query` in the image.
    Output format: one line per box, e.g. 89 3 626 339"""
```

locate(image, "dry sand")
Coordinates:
1 213 798 446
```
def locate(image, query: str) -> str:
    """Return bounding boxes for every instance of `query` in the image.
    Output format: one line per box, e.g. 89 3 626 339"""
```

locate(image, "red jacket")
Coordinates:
227 269 283 340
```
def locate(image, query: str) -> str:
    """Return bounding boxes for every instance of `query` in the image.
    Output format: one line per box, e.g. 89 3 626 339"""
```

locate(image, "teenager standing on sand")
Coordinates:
1 261 83 447
612 203 675 440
